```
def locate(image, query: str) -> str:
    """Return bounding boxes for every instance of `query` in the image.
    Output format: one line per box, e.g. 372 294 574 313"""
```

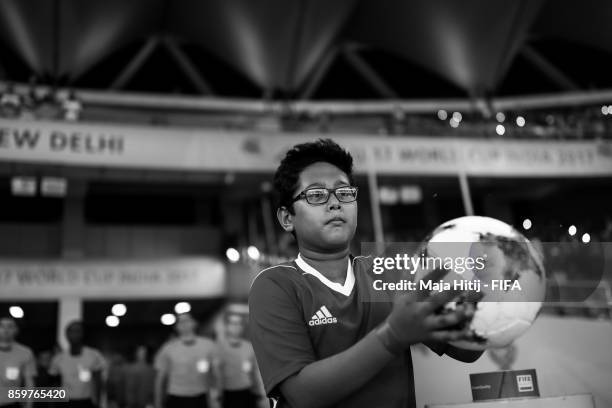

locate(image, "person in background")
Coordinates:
34 351 59 388
49 321 106 408
154 313 221 408
106 351 126 408
34 350 60 408
217 313 266 408
123 345 155 408
0 316 36 408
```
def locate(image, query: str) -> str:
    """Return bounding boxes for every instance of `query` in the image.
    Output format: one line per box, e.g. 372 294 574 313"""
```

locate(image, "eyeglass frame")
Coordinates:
291 186 359 206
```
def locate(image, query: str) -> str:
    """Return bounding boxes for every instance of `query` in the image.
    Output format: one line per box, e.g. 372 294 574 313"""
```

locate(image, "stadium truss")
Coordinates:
0 0 612 109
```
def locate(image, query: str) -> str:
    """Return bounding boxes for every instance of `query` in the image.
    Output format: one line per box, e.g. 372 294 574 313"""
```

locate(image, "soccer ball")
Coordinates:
415 216 546 350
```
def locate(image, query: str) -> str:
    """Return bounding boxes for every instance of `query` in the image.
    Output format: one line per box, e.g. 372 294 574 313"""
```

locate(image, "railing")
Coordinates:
3 80 612 115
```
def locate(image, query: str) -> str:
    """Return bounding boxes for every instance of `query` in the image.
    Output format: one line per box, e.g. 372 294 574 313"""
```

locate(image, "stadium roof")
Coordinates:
1 0 611 102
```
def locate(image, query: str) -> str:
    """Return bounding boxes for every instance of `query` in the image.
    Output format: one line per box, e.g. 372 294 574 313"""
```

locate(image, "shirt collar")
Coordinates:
295 254 355 296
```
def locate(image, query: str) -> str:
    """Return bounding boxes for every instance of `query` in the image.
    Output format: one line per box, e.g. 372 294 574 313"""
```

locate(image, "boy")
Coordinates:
49 321 105 408
0 316 36 408
249 139 483 408
123 345 155 408
216 313 266 408
154 313 220 408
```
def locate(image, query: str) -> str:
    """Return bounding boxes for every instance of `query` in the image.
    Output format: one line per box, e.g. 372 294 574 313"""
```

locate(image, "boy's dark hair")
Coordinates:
174 312 198 328
65 320 83 333
273 139 354 213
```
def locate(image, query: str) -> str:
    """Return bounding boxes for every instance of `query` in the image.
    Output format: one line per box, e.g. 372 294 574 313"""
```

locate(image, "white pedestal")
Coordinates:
426 394 594 408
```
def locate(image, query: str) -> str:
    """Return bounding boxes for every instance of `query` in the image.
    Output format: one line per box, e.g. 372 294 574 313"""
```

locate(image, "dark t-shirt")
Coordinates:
249 254 444 408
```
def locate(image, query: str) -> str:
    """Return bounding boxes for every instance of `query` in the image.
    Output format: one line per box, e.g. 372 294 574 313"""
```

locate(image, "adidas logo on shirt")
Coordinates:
308 305 337 326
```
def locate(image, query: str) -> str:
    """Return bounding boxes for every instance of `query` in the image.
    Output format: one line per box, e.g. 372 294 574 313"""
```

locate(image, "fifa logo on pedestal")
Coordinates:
516 375 534 392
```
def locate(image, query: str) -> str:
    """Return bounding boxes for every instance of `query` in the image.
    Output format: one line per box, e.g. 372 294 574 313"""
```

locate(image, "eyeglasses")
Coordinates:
291 186 358 205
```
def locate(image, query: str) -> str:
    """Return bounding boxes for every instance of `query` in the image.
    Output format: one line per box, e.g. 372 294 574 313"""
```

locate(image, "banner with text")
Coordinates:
0 258 225 299
1 119 612 176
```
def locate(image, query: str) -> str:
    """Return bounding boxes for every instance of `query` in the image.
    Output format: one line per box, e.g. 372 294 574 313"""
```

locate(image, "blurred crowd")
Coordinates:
0 82 81 122
2 82 612 141
380 106 612 140
530 218 612 320
0 312 268 408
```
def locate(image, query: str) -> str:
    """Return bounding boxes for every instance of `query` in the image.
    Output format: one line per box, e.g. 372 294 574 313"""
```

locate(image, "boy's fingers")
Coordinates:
393 289 419 305
428 330 463 343
421 267 452 281
462 290 485 303
426 309 474 330
413 268 452 300
422 289 464 313
426 308 473 330
428 328 478 343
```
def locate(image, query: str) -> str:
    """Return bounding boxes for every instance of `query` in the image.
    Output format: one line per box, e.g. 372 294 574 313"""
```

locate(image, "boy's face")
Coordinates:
225 314 244 339
0 318 17 342
135 346 147 362
38 351 52 368
65 323 84 345
175 313 197 336
283 161 357 252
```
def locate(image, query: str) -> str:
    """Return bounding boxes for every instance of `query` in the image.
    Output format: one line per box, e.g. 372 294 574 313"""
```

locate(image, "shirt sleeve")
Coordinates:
248 342 266 397
205 339 222 376
92 349 107 372
22 348 37 379
154 344 170 373
248 270 316 398
208 339 221 362
48 354 60 376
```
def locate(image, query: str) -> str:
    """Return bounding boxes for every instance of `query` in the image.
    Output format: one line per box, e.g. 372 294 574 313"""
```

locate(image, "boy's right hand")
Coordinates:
375 268 478 354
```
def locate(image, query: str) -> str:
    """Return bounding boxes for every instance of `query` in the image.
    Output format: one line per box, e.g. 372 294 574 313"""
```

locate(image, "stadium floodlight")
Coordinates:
161 314 176 326
41 177 67 197
111 304 127 317
11 177 36 196
175 302 191 314
247 246 261 261
105 316 120 327
9 306 24 319
226 248 240 263
522 218 532 230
